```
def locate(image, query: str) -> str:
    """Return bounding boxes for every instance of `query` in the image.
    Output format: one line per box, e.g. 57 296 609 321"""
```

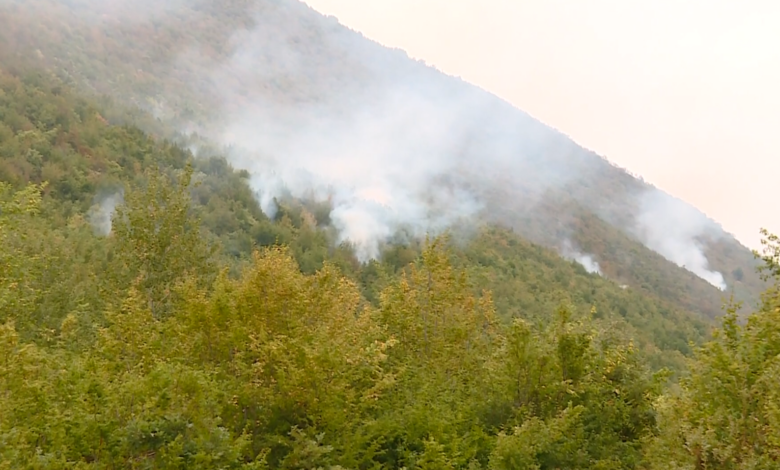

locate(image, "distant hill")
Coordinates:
0 0 765 319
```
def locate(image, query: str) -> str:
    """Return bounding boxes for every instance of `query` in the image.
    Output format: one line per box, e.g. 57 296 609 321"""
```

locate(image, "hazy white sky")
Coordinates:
303 0 780 250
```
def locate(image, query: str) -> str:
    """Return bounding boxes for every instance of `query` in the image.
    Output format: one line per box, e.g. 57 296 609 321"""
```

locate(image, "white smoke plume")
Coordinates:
173 2 581 261
633 189 726 290
88 191 124 236
561 240 602 275
21 0 746 277
220 91 492 260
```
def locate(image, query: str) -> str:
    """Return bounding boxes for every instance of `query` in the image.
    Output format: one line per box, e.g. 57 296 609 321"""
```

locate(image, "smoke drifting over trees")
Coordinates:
562 240 602 275
88 191 123 236
633 190 726 290
165 0 728 288
2 2 778 468
3 0 735 290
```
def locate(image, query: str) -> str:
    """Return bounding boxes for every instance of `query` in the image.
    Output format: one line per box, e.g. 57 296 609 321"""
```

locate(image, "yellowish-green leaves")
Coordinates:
111 163 215 319
649 232 780 469
0 182 44 319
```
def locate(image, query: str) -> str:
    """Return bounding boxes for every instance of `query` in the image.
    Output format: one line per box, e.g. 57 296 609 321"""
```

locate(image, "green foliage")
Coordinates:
1 63 779 470
110 163 216 318
0 0 767 319
755 227 780 282
0 180 667 469
646 232 780 469
452 227 708 370
0 182 43 312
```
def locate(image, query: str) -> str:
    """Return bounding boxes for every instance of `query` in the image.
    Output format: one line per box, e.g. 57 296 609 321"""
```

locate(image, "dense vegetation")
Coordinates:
0 67 709 365
1 1 777 466
0 0 766 319
2 59 780 468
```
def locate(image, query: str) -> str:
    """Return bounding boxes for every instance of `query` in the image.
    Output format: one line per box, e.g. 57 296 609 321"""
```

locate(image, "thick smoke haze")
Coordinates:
34 0 731 288
175 3 592 260
221 92 495 261
175 1 730 281
220 90 484 260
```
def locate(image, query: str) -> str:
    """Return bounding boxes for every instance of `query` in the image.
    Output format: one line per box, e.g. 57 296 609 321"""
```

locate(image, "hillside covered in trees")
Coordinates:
2 53 780 469
0 0 766 319
2 1 779 468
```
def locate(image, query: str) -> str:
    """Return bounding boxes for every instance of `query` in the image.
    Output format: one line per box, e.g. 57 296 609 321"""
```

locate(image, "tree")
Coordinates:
0 182 43 319
755 228 780 282
110 163 215 318
648 231 780 469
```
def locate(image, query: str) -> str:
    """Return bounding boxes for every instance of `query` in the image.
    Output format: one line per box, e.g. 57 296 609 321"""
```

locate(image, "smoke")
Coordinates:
15 0 744 278
174 2 579 261
88 191 124 236
633 189 726 290
561 240 602 275
219 90 492 260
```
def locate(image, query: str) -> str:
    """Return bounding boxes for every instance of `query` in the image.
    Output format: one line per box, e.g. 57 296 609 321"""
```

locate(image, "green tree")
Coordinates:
648 231 780 469
110 163 215 318
0 182 43 315
373 237 501 468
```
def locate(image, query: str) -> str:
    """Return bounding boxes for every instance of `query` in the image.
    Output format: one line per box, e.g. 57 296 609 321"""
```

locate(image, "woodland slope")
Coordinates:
2 67 780 469
0 0 766 319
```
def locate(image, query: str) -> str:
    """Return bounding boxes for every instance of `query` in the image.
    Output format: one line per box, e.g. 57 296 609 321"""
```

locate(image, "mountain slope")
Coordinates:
2 61 779 470
0 0 765 317
0 66 707 370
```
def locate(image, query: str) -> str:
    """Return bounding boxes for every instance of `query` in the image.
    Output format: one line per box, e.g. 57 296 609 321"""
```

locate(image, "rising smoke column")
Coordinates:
633 189 726 290
178 2 581 261
88 191 124 236
561 239 602 275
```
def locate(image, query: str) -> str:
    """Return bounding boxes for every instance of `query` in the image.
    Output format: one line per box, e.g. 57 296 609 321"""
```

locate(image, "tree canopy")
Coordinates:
0 62 777 469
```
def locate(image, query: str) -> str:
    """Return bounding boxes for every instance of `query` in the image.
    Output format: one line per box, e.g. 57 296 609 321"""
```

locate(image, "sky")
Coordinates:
303 0 780 250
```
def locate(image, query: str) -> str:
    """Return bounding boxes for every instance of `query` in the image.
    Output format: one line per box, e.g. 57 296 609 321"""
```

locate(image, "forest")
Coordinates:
1 61 780 469
0 0 767 320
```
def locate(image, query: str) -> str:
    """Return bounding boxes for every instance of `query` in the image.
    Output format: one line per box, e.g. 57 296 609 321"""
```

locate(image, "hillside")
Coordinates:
0 66 706 365
0 0 766 319
2 66 780 469
5 5 780 467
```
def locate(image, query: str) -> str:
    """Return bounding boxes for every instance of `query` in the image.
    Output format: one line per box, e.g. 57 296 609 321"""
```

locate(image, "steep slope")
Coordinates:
2 65 780 470
0 0 765 317
0 66 708 370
